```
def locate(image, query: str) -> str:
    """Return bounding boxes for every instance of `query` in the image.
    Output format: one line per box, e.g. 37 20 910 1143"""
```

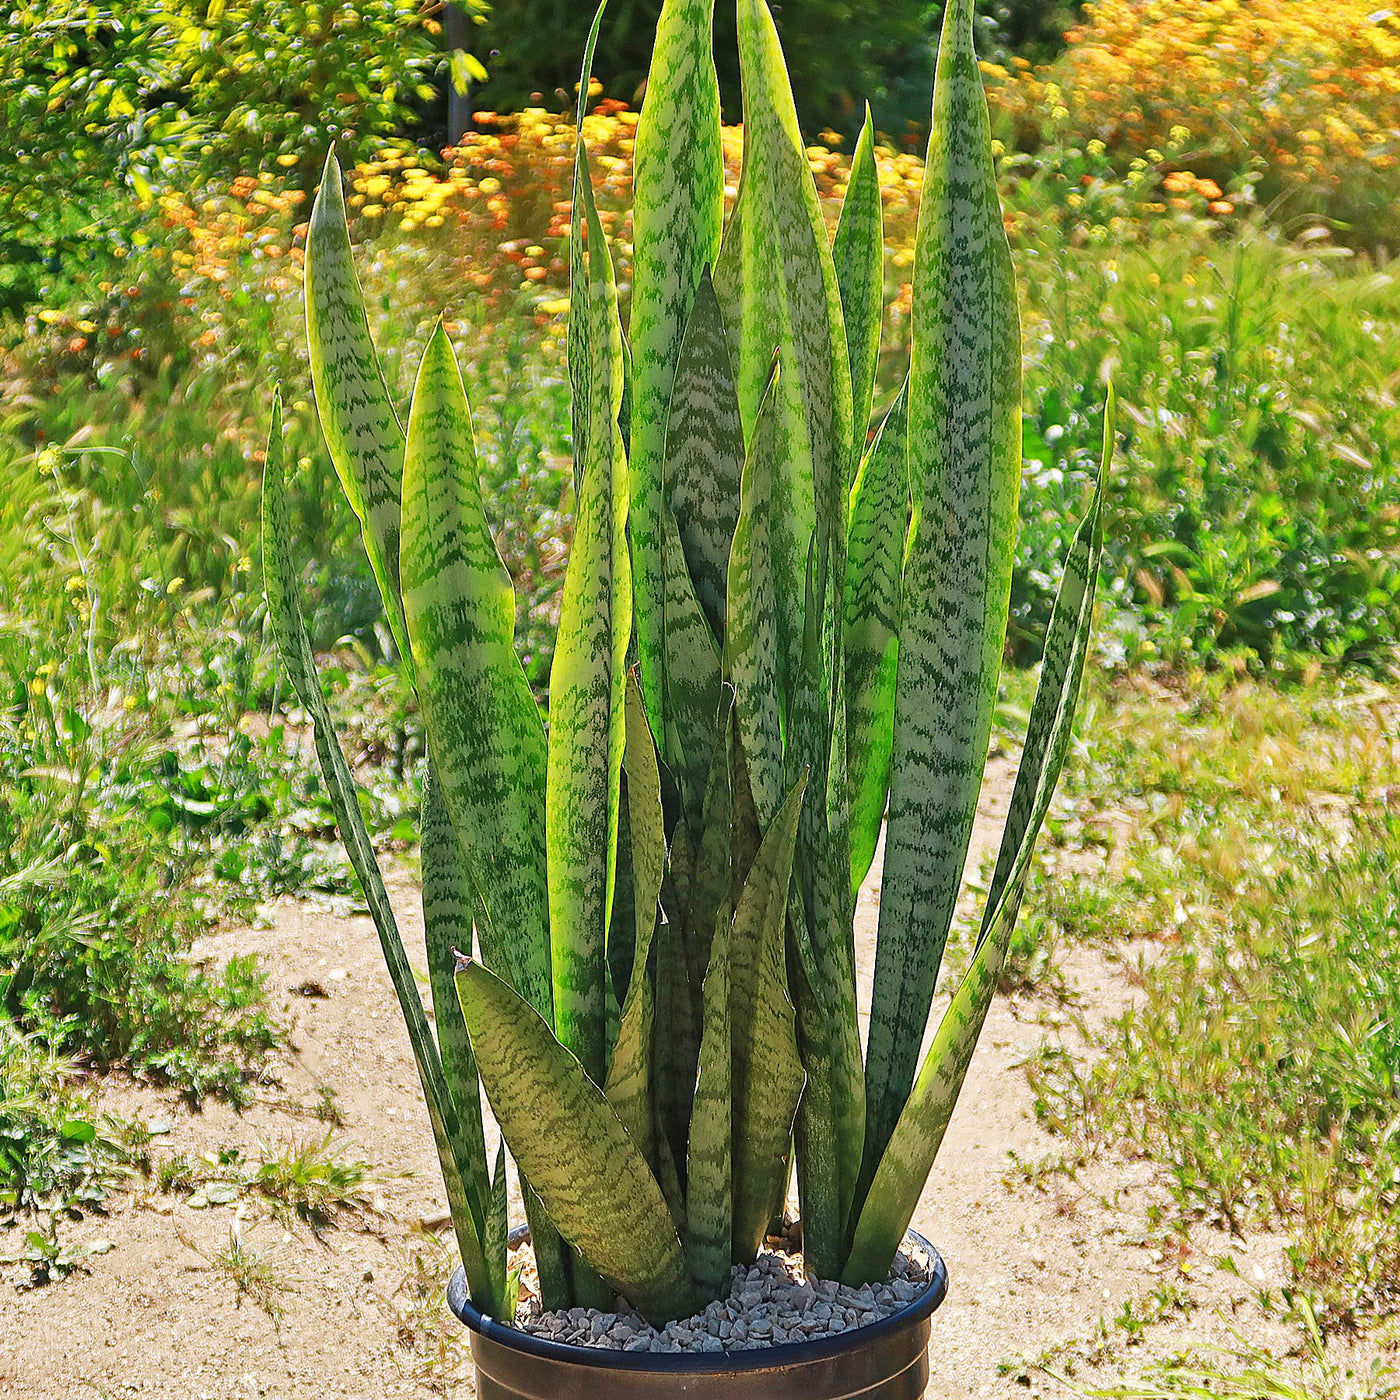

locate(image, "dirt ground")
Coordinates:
0 758 1383 1398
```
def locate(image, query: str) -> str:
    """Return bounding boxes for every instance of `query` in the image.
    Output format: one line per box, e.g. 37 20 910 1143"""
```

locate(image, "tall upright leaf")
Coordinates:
723 357 785 829
261 398 496 1313
661 504 723 831
663 268 745 643
713 0 853 703
845 383 909 897
605 676 666 1160
399 326 552 1020
833 106 885 480
861 0 1022 1198
630 0 725 735
421 764 493 1250
567 1 609 498
549 138 632 1087
845 400 1111 1285
729 773 808 1261
305 149 409 663
685 913 732 1295
455 959 697 1323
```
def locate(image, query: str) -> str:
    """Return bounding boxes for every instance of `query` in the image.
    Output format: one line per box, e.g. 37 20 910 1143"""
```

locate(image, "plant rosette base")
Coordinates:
447 1229 948 1399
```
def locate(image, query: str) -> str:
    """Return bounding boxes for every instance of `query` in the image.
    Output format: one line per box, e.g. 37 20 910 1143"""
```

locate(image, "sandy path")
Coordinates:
0 758 1328 1398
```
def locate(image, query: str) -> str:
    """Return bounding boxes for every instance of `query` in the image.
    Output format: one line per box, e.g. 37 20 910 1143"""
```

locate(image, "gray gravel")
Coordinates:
512 1244 932 1353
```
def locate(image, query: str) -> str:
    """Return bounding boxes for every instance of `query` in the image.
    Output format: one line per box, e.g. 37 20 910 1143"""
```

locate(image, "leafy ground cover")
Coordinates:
1014 669 1400 1334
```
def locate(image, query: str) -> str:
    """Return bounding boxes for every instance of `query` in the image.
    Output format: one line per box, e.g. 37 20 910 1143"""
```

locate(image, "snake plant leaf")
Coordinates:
861 0 1023 1196
305 150 410 666
630 0 725 735
832 105 885 479
549 134 632 1088
661 502 723 830
261 397 497 1313
455 959 697 1322
685 911 732 1295
729 771 808 1261
844 399 1112 1285
652 877 700 1197
486 1138 509 1308
605 674 667 1161
724 355 785 830
400 325 553 1021
981 391 1114 938
663 267 745 643
421 763 492 1241
845 382 908 897
567 0 610 497
713 0 853 703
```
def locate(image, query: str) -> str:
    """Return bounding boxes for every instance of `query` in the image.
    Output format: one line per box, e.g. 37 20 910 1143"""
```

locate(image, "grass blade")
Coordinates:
305 149 410 664
861 0 1023 1198
630 0 725 733
844 399 1111 1284
455 959 696 1322
845 383 908 897
400 325 553 1020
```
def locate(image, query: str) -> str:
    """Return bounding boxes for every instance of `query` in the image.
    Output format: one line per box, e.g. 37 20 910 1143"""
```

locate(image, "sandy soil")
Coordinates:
0 756 1382 1398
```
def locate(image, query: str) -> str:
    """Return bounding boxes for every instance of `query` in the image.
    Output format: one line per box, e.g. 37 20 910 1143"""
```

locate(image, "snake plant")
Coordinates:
261 0 1113 1326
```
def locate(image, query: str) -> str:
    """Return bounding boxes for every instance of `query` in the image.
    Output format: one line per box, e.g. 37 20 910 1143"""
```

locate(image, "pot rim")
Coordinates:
446 1229 947 1373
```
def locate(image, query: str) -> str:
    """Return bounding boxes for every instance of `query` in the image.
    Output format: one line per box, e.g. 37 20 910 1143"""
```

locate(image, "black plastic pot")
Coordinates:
447 1231 948 1399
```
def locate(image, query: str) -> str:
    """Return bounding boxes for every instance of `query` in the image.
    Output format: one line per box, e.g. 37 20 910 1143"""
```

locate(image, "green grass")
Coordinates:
1017 671 1400 1331
0 1023 133 1215
1072 1304 1397 1398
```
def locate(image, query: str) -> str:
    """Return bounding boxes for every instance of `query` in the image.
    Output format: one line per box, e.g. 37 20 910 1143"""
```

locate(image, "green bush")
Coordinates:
0 1 447 311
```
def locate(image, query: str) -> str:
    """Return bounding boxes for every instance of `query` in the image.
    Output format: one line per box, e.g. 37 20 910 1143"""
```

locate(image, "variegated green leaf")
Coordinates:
605 674 666 1159
845 383 908 897
421 763 492 1242
400 325 552 1019
661 503 723 830
833 105 885 479
713 0 852 696
567 0 610 497
724 356 785 830
685 911 732 1295
861 0 1023 1196
261 397 496 1312
663 268 745 643
486 1139 509 1307
980 392 1114 938
630 0 725 734
729 772 808 1261
844 396 1112 1285
455 960 696 1322
549 136 632 1087
652 878 700 1198
305 149 410 664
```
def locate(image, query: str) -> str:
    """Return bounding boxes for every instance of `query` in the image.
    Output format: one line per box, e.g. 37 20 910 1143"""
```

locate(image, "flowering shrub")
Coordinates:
985 0 1400 242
